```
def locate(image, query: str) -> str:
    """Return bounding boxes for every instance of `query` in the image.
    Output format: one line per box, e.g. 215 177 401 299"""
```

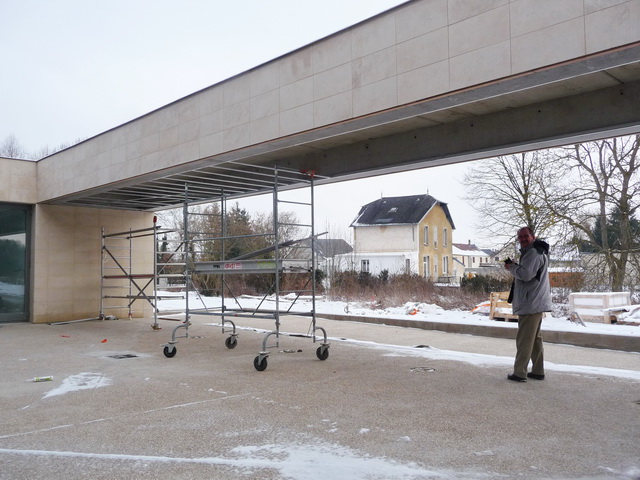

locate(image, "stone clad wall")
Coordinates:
31 205 155 323
0 157 37 204
36 0 640 203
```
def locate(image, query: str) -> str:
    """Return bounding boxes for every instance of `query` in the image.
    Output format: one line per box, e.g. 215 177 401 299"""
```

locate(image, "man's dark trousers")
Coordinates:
514 313 544 378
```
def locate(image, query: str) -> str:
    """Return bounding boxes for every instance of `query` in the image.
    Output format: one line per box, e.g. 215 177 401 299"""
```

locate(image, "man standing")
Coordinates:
504 226 552 382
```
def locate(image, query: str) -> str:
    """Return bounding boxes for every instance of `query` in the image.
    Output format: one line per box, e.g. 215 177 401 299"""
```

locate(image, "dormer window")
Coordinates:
388 207 398 213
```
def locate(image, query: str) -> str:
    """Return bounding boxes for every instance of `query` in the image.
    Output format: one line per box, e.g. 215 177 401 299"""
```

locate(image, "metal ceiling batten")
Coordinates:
60 163 326 211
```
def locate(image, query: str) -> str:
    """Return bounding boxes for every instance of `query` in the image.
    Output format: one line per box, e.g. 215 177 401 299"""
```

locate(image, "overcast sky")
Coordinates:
0 0 484 245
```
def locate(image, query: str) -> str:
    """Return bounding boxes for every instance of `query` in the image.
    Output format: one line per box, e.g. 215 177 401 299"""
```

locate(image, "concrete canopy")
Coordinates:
40 1 640 212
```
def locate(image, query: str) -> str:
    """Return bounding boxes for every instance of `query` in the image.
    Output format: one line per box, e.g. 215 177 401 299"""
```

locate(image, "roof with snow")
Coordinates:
452 242 488 257
350 194 455 228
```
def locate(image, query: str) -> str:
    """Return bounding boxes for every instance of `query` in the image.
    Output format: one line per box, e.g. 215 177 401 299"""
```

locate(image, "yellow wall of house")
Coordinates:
418 207 453 279
31 205 155 323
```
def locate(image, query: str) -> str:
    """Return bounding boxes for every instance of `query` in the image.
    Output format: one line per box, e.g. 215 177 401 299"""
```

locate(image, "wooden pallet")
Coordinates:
489 291 518 322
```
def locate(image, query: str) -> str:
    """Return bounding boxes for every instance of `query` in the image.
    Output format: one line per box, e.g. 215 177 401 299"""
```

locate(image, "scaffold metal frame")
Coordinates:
154 165 329 371
100 220 188 329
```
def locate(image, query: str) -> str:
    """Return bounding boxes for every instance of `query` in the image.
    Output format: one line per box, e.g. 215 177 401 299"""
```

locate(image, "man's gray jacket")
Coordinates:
506 239 552 315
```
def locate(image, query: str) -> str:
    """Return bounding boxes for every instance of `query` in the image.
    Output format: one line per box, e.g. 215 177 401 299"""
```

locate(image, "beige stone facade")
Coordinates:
31 205 154 324
0 157 37 204
1 155 154 323
35 0 640 205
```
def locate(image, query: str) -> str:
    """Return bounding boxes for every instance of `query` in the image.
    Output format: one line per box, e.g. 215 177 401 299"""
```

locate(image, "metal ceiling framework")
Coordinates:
60 163 328 211
49 43 640 212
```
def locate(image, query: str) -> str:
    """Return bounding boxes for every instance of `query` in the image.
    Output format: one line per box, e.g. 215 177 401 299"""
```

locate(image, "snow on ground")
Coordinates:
152 291 640 382
42 372 112 399
157 291 640 338
0 444 527 480
5 292 638 479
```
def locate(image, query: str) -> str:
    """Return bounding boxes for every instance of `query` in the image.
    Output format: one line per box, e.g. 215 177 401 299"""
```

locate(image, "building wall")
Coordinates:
418 207 453 279
31 205 155 323
353 224 417 252
347 252 418 276
0 157 37 204
35 0 640 203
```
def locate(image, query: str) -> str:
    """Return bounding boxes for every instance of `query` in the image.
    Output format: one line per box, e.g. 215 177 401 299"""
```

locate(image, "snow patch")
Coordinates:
43 372 112 398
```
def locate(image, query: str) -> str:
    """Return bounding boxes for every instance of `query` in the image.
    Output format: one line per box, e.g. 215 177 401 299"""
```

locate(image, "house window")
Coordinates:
443 256 449 274
443 228 448 247
361 259 369 273
423 256 430 279
423 226 429 245
433 227 438 249
405 258 411 274
433 256 438 276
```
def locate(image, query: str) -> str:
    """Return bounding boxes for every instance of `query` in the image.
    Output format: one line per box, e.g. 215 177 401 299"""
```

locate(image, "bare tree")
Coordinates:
541 135 640 292
0 134 29 159
463 151 560 246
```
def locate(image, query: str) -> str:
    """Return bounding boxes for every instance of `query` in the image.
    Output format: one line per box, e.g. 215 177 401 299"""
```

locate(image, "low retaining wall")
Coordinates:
318 313 640 353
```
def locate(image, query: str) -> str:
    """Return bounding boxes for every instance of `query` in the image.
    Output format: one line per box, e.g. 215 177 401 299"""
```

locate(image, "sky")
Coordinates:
0 0 483 245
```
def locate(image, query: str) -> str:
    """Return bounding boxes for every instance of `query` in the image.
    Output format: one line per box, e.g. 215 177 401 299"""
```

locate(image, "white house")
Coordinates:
347 194 455 280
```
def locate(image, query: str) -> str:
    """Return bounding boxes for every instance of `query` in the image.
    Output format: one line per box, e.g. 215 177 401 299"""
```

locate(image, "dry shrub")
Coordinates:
328 271 489 311
193 269 492 311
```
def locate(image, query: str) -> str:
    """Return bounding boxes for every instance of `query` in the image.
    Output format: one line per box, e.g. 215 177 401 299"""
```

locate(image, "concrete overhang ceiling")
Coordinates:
53 43 640 211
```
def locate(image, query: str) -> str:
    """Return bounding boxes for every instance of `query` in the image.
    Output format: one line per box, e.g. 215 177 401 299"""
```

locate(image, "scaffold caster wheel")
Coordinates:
163 345 177 358
225 336 238 349
316 346 329 361
254 355 268 371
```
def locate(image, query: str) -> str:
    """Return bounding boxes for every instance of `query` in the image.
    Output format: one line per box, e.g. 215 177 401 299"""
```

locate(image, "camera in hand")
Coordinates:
504 258 513 265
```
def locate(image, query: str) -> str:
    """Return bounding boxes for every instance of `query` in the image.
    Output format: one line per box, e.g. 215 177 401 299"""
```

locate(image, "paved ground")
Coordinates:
1 315 639 479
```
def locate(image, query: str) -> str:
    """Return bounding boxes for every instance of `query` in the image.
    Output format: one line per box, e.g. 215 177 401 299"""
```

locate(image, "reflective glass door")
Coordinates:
0 203 30 322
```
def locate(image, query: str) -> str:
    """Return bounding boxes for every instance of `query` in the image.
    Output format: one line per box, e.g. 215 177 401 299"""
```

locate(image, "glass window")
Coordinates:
0 203 30 322
423 226 429 245
443 228 448 247
433 227 438 248
361 259 369 273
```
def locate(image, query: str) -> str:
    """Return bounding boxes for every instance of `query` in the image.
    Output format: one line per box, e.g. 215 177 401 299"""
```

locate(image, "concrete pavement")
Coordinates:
1 315 639 479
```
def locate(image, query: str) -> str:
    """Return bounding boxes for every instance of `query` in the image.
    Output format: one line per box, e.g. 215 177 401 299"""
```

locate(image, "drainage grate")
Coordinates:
108 354 138 359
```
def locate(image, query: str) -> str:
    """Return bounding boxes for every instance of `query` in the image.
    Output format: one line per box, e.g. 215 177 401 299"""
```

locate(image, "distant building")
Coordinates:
453 241 502 280
452 241 490 268
348 194 455 280
287 237 353 282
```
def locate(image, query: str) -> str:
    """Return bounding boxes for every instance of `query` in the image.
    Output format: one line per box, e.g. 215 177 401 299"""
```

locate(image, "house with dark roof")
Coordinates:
452 241 490 267
349 194 455 280
286 237 354 285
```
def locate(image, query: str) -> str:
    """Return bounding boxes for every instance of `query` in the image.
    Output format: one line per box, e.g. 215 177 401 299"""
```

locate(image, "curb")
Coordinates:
318 313 640 353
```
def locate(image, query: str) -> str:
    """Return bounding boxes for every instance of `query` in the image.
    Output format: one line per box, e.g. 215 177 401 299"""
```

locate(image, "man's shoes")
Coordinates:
527 372 545 380
507 374 527 382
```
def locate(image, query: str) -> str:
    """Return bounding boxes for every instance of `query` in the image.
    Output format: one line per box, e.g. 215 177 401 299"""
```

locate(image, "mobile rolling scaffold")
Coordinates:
160 166 330 371
100 218 187 329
